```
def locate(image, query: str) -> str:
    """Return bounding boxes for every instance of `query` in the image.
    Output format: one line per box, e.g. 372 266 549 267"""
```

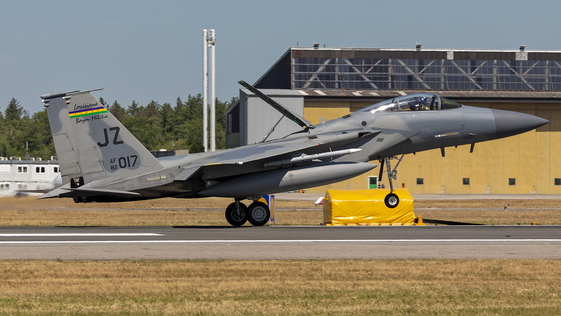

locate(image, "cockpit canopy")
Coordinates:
359 93 463 114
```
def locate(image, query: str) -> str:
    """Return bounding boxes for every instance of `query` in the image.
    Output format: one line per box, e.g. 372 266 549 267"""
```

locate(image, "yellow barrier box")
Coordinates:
323 189 416 225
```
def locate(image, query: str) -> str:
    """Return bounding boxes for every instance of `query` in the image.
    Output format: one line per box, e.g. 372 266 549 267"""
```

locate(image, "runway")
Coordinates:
1 225 560 260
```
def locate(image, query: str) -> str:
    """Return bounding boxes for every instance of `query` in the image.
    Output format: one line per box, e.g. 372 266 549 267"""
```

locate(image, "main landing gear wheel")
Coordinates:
384 193 399 208
247 202 270 226
380 155 404 209
225 202 248 226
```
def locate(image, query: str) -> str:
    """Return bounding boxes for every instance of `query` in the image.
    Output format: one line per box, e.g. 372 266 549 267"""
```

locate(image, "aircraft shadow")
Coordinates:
172 225 262 229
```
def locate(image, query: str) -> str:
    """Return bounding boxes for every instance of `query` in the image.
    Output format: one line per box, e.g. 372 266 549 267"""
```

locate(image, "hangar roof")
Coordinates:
254 47 561 100
298 89 561 103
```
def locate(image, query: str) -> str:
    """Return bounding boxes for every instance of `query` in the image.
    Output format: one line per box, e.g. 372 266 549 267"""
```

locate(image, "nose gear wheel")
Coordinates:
381 154 404 208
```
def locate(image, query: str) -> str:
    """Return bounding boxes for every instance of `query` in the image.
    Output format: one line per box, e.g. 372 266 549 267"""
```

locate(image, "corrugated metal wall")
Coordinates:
238 90 305 145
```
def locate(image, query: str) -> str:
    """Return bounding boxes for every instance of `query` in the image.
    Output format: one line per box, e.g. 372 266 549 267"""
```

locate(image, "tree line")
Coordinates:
0 95 237 160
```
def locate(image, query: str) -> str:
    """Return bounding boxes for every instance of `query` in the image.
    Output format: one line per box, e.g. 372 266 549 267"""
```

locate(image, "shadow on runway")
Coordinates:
422 219 482 225
171 225 261 229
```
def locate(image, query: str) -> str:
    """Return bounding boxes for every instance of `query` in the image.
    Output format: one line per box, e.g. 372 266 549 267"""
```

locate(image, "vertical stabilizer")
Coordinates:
42 91 81 184
42 90 164 187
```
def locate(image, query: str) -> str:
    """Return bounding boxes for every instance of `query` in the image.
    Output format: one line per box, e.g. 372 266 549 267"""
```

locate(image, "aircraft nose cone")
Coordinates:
492 109 549 139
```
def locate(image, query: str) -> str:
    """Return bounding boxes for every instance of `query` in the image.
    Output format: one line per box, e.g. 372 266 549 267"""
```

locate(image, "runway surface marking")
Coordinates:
0 233 163 237
2 239 561 244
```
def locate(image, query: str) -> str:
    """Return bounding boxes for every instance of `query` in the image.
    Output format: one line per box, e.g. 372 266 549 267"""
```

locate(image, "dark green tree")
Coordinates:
184 95 204 153
5 98 24 121
161 102 174 135
109 100 127 122
214 96 238 149
187 119 204 153
0 98 29 157
170 97 189 151
24 110 54 158
127 101 141 116
0 93 235 159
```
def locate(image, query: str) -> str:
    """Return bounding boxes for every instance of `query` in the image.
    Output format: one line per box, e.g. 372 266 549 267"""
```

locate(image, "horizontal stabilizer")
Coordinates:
62 188 141 197
38 186 140 200
239 80 314 130
17 189 53 194
37 187 69 200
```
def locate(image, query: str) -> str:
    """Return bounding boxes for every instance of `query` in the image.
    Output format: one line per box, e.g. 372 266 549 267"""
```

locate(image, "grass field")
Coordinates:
1 197 561 315
1 259 560 315
0 196 560 226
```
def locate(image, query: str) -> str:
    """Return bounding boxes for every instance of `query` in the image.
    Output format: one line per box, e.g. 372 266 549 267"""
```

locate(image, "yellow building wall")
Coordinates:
303 101 561 195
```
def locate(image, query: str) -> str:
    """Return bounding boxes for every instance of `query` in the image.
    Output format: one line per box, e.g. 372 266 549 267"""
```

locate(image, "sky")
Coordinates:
1 0 561 114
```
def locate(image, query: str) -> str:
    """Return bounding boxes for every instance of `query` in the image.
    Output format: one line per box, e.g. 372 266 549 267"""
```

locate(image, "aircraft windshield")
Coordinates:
360 93 441 113
440 97 463 109
354 93 464 116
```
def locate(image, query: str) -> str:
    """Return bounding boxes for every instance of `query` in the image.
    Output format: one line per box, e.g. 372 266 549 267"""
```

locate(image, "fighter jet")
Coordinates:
39 82 548 226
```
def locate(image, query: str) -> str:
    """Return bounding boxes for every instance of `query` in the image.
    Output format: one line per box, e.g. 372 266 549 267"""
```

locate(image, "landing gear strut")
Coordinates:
225 199 271 226
381 154 404 208
225 201 248 226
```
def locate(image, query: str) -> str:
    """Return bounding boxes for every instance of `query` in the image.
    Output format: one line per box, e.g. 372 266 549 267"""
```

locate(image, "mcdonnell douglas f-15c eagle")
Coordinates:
39 81 548 226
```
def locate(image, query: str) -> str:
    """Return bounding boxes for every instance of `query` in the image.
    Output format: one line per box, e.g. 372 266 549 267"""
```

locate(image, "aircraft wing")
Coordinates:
370 129 421 156
211 129 380 165
175 139 324 182
176 129 378 181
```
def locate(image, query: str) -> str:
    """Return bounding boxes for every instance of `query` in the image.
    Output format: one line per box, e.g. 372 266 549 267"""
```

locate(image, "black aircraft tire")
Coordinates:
247 202 271 226
225 202 248 226
384 193 399 208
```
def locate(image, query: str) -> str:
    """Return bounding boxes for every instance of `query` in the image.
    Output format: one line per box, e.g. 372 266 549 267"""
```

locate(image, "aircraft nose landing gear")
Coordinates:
384 193 399 208
381 154 404 208
225 199 271 226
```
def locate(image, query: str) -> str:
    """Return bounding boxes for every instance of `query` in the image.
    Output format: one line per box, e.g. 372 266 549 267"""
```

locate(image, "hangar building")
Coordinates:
226 46 561 194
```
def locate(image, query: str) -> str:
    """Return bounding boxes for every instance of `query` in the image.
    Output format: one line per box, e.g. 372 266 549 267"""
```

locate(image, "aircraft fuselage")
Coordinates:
40 88 548 225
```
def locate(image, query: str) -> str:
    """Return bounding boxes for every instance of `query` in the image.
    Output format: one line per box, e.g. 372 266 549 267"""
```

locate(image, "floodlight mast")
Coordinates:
202 29 216 152
202 29 208 152
209 29 216 152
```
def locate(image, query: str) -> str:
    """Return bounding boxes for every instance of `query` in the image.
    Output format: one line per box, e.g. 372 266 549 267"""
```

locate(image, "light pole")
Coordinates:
202 29 216 152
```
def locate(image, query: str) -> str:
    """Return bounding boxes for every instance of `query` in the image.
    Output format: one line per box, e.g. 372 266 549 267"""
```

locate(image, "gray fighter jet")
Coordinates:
39 82 548 226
